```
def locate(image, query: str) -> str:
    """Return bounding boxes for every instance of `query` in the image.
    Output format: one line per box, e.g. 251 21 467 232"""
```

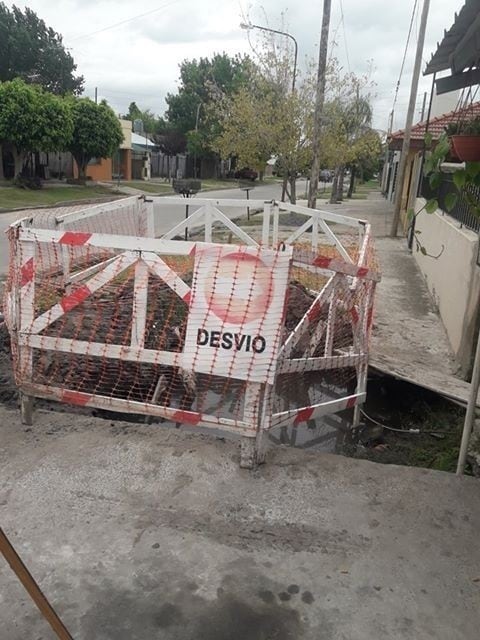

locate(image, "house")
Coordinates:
130 132 157 180
387 0 480 378
73 118 133 181
383 101 480 231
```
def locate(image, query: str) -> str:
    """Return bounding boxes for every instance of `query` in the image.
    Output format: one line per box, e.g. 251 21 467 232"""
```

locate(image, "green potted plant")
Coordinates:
406 132 480 257
446 116 480 162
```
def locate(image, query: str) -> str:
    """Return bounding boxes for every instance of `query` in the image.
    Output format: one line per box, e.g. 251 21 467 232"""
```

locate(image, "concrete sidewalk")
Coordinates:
1 409 479 640
293 190 467 398
355 192 473 403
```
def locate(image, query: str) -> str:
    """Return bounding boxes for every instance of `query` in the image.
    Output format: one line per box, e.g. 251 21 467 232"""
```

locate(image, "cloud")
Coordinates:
7 0 466 128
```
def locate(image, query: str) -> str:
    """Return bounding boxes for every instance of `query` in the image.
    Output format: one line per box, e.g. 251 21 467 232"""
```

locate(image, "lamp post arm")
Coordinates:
246 23 298 93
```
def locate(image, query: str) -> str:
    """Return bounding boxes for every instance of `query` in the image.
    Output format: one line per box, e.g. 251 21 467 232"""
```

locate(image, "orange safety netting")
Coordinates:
4 198 378 440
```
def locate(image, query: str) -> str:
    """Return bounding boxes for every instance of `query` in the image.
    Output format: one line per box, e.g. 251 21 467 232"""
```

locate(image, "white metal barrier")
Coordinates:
5 196 378 467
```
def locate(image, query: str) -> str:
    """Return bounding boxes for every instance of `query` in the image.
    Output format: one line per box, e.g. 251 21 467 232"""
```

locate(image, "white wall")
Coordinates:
119 119 132 150
413 198 480 376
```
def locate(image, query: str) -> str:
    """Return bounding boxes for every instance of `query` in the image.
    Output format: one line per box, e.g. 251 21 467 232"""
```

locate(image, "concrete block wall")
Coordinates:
413 198 480 378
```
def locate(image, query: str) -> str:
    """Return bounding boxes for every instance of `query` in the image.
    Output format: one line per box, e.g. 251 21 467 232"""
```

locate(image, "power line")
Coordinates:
338 0 350 73
391 0 419 115
70 0 181 41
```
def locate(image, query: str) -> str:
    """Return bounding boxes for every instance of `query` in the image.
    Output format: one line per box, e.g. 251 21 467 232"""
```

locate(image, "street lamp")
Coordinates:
240 22 298 93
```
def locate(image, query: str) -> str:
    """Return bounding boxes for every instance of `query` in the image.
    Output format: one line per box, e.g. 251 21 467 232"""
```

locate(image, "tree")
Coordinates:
122 101 160 135
0 79 73 178
213 80 279 180
0 3 83 95
219 18 313 202
212 47 314 201
165 53 255 162
155 121 187 156
318 68 379 203
68 99 123 179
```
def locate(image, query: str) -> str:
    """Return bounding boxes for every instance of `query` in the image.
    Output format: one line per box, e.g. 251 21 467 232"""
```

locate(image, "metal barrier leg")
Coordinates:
240 382 267 469
240 435 260 469
20 392 34 426
0 528 74 640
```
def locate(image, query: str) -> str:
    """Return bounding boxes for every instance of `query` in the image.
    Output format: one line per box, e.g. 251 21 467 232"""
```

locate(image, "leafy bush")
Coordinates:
445 116 480 136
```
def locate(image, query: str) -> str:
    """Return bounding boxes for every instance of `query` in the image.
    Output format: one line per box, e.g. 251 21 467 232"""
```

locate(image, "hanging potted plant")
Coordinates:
446 116 480 162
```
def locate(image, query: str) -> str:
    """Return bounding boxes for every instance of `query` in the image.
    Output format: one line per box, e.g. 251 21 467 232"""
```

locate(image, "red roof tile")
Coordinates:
389 101 480 142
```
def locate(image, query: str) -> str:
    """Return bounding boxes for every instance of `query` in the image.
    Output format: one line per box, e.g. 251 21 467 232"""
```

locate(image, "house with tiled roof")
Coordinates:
381 99 480 378
388 101 480 151
382 101 480 214
379 0 480 382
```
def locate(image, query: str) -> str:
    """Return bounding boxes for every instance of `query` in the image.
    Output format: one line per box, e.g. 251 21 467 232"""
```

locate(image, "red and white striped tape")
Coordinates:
60 388 203 426
270 392 366 430
20 257 34 287
292 249 380 282
59 231 93 246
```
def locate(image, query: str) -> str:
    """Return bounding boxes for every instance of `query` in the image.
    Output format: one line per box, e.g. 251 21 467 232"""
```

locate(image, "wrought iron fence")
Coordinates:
420 173 480 233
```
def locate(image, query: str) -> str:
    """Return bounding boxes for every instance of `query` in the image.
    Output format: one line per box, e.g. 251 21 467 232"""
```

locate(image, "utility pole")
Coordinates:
420 91 427 120
390 0 431 237
308 0 332 209
94 87 98 104
457 333 480 474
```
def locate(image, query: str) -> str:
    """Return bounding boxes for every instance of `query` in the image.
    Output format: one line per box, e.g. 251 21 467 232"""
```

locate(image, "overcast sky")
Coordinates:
9 0 465 130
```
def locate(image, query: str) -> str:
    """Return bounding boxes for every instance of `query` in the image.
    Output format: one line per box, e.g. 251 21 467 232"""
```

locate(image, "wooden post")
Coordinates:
0 528 74 640
57 220 72 293
272 202 280 247
308 0 332 209
145 198 155 238
204 201 213 242
311 215 319 251
241 383 266 468
390 0 431 236
18 239 35 425
262 201 272 247
457 329 480 474
131 259 148 348
353 281 374 427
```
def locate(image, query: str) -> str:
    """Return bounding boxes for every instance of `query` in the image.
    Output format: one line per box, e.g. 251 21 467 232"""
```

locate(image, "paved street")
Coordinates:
0 181 298 275
150 181 291 237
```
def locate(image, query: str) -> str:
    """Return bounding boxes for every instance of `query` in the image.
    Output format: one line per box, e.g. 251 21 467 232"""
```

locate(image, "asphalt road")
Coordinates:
151 181 287 237
0 181 304 275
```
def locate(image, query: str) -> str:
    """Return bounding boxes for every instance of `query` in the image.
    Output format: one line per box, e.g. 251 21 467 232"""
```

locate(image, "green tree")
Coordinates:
213 80 279 180
212 57 314 201
0 79 73 178
318 69 379 203
122 101 160 135
68 99 123 179
0 3 83 95
165 53 254 160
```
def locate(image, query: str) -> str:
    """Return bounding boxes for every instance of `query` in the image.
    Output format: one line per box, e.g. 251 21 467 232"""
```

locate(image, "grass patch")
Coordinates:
356 179 379 190
200 178 238 190
0 185 121 210
115 181 173 194
200 178 279 191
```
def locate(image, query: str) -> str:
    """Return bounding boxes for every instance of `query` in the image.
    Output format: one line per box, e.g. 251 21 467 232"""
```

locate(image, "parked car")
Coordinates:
319 169 332 182
234 167 258 181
